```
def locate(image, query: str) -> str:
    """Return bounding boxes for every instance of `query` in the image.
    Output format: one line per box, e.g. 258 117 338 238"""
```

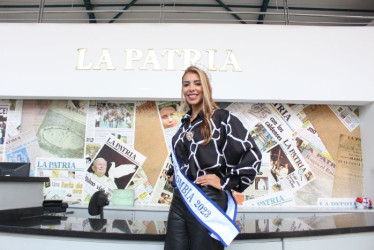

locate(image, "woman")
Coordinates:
165 66 262 249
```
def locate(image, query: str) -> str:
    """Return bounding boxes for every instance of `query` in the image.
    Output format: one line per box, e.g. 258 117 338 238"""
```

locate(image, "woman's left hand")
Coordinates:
195 174 222 190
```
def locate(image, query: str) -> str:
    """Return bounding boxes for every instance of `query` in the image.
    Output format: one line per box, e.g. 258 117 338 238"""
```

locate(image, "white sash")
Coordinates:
171 150 240 247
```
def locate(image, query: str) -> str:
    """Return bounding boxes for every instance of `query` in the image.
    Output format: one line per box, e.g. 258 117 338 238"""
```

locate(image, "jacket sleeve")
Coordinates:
221 112 262 192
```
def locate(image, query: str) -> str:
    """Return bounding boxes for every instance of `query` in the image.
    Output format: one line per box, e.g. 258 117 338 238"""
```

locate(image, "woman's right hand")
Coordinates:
169 174 174 183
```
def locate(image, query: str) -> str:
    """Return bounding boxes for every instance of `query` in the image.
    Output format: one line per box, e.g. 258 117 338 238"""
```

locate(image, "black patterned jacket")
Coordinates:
167 109 262 192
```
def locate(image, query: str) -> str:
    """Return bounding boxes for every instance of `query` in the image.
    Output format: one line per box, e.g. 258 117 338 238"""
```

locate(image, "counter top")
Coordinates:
70 203 374 214
0 210 373 241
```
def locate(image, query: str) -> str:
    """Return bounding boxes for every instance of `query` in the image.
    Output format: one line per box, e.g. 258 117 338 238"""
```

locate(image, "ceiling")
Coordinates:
0 0 374 26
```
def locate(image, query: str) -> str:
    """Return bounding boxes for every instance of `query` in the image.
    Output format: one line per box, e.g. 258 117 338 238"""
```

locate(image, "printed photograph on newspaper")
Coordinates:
36 100 86 158
84 134 147 202
157 101 183 151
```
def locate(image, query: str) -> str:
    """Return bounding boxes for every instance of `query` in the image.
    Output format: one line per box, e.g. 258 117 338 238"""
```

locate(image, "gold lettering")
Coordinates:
140 49 162 71
76 48 92 70
206 49 217 71
93 48 116 70
220 50 242 72
162 49 181 71
124 49 143 70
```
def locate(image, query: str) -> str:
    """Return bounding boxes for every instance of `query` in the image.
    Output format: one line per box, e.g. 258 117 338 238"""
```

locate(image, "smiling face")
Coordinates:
93 158 107 177
182 72 203 112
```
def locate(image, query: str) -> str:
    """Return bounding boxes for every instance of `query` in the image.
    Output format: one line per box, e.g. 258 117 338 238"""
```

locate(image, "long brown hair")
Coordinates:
181 66 219 145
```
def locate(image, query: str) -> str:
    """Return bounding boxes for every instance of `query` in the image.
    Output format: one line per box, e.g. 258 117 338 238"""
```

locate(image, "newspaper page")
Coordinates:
126 167 153 205
329 105 360 132
318 198 356 208
4 100 23 137
84 135 147 202
68 100 89 114
225 102 261 129
0 103 10 161
333 135 363 197
85 101 135 148
293 120 329 154
35 157 85 203
36 100 86 158
247 104 314 192
20 100 51 134
294 138 336 205
5 131 41 176
225 103 315 206
278 103 336 205
156 101 183 151
149 156 174 205
243 189 295 207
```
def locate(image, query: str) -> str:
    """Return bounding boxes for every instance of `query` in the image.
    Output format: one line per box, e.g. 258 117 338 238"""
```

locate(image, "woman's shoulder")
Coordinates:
213 108 231 122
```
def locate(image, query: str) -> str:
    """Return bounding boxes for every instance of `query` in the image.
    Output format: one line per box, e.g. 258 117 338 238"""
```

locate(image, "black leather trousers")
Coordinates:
164 186 227 250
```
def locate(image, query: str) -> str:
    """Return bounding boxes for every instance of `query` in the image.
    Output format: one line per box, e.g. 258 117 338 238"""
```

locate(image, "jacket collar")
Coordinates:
181 109 204 124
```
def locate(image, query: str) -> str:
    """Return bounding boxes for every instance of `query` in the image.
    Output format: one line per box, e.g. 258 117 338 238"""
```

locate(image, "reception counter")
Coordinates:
0 208 373 250
0 176 49 210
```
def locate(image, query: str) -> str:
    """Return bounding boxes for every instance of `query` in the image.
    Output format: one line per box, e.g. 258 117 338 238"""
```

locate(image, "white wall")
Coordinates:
1 23 374 104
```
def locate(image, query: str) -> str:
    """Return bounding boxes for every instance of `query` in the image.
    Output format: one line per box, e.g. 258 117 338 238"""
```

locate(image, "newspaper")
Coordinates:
243 189 295 207
4 100 23 137
84 135 148 203
157 101 183 151
228 103 314 192
329 105 360 132
36 100 86 158
68 100 89 113
333 135 363 197
294 138 336 205
35 157 85 203
0 103 9 161
20 100 51 134
274 104 336 205
85 101 135 148
5 131 41 176
127 167 153 205
149 156 174 205
318 198 356 208
293 120 329 154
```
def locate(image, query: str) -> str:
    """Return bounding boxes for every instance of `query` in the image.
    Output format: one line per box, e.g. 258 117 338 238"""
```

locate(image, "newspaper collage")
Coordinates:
85 101 136 165
0 99 364 208
84 134 150 204
227 103 337 206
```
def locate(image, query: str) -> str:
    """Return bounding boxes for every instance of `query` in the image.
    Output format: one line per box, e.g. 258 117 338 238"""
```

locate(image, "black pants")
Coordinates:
164 186 227 250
